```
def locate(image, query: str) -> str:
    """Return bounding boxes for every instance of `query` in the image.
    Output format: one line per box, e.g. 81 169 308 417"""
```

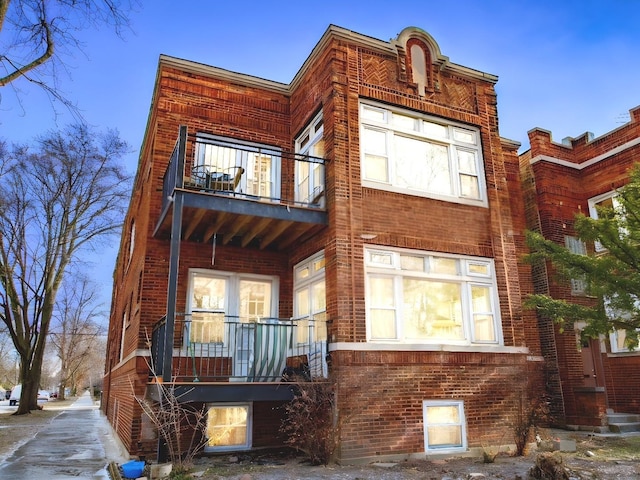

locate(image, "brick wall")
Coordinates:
105 26 545 462
522 105 640 425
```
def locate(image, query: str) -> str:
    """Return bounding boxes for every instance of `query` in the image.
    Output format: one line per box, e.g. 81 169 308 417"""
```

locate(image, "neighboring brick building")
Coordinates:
102 24 544 463
520 106 640 429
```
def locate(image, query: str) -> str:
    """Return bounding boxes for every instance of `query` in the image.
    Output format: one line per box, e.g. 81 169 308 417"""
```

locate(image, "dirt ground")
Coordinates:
188 432 640 480
2 406 639 479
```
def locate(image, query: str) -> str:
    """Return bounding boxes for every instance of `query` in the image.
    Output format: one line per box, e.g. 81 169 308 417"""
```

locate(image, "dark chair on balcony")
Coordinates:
188 165 245 192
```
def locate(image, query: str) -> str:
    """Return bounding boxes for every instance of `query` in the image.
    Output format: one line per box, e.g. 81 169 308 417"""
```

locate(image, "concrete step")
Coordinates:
608 422 640 433
607 413 640 423
607 413 640 433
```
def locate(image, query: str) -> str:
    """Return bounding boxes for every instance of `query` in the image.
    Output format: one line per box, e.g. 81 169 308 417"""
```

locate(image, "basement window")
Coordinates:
205 403 252 452
423 400 467 453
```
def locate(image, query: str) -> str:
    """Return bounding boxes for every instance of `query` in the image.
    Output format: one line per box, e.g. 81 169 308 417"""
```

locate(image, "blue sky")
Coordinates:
2 0 640 310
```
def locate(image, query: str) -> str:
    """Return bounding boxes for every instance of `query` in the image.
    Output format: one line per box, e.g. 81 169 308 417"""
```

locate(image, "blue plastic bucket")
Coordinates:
121 460 145 479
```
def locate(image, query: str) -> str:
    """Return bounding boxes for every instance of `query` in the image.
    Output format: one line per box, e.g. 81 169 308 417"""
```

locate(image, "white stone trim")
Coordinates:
329 342 528 354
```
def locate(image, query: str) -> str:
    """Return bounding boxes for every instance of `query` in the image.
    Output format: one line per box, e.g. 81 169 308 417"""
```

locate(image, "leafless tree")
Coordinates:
0 327 18 387
50 276 104 400
0 0 136 116
0 123 131 414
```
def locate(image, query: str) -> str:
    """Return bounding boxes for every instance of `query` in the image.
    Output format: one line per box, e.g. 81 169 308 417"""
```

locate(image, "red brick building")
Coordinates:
520 106 640 430
102 24 544 463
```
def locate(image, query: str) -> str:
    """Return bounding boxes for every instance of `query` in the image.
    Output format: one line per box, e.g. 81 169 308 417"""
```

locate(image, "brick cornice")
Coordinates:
530 137 640 170
157 24 498 97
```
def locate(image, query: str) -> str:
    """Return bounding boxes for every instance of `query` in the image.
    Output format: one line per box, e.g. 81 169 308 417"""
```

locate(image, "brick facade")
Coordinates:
103 25 562 463
520 105 640 426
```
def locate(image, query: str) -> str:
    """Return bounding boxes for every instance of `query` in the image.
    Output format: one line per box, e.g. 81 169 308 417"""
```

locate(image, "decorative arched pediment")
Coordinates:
394 27 449 96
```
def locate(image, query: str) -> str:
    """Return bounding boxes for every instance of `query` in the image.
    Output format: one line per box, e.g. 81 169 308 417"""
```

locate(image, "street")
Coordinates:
0 391 128 479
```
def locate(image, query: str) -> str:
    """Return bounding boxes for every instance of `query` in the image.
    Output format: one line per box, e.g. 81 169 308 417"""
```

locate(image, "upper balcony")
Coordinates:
154 126 328 250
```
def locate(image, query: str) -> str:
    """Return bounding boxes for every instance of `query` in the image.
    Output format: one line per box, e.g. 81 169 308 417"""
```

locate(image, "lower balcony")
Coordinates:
149 315 329 402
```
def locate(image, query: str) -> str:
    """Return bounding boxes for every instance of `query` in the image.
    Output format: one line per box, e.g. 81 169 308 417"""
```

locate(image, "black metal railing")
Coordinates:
161 129 326 212
150 314 328 383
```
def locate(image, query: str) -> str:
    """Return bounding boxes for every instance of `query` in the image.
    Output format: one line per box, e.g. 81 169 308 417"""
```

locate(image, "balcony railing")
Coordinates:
161 131 326 213
150 315 328 383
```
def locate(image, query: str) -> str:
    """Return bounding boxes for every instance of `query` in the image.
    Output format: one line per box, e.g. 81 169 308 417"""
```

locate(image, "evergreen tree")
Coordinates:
526 164 640 349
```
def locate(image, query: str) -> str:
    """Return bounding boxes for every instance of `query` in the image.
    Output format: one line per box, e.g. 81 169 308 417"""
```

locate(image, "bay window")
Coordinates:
293 252 328 377
365 247 502 345
295 112 325 205
360 102 486 205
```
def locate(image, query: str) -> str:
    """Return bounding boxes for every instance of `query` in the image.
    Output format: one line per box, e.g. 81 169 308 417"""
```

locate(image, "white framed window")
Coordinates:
293 252 327 344
194 135 281 199
293 252 328 378
423 400 467 453
119 310 128 362
205 403 252 451
127 220 135 267
295 112 325 205
187 269 278 344
588 191 624 252
360 101 487 206
365 247 502 345
564 235 587 295
609 329 639 353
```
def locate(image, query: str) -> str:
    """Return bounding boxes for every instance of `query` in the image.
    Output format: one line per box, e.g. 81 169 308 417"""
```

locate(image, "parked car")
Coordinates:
37 390 50 401
9 384 21 406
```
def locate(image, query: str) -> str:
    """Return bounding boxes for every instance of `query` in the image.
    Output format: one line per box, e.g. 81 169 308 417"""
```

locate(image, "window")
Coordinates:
365 247 502 345
360 102 486 205
588 191 624 252
188 270 277 344
205 403 252 451
295 112 325 205
293 252 327 344
128 220 135 265
119 309 128 362
564 236 587 295
609 329 639 353
423 400 467 453
194 135 281 199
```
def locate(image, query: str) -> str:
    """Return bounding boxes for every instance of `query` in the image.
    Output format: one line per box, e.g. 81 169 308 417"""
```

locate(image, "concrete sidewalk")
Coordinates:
0 391 129 479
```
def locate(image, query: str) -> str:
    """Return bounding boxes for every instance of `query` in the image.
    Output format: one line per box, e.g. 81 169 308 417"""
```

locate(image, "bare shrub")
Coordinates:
514 370 552 456
280 375 336 466
133 335 209 474
135 379 209 474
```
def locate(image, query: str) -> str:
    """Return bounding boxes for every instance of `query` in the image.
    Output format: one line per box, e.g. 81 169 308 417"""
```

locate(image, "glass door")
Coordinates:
234 279 272 378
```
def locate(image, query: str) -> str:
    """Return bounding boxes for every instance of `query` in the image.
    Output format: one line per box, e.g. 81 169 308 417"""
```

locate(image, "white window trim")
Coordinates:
294 112 325 205
423 400 467 454
293 251 326 343
608 330 638 353
588 190 624 252
359 100 488 207
204 402 253 452
364 246 503 347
